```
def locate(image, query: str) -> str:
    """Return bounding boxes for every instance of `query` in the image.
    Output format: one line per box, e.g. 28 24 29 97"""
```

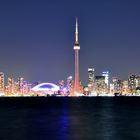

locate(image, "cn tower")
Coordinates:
73 18 81 94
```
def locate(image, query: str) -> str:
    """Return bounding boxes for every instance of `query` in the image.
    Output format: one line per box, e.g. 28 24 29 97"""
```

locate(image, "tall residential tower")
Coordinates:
0 72 4 94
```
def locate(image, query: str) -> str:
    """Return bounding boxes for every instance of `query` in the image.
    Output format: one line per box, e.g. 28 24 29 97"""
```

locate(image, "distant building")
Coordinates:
27 84 32 95
83 86 89 95
136 75 140 88
17 77 24 95
122 80 129 95
7 77 15 95
67 76 74 94
88 68 95 84
102 71 109 88
22 81 29 95
112 77 118 93
116 80 123 94
0 72 4 95
88 68 95 93
112 77 122 94
109 83 114 95
31 83 60 96
128 75 137 95
136 87 140 95
57 80 65 90
95 76 107 95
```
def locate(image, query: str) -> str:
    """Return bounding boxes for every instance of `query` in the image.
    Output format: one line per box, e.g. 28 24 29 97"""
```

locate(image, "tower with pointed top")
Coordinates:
73 18 81 95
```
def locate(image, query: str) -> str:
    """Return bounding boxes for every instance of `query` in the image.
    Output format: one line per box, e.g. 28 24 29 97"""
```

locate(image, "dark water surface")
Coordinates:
0 97 140 140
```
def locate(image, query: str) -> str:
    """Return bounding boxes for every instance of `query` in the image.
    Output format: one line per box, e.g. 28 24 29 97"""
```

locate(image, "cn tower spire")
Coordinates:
74 17 80 50
75 17 79 44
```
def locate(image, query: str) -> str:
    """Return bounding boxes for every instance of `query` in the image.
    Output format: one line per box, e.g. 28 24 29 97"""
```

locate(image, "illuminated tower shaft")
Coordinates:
73 18 80 94
74 49 80 92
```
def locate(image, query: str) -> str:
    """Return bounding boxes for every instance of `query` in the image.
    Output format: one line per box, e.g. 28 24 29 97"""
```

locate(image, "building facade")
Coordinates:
0 72 4 95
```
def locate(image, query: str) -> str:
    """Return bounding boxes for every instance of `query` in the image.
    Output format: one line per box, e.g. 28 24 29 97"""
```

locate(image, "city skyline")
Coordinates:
0 0 140 85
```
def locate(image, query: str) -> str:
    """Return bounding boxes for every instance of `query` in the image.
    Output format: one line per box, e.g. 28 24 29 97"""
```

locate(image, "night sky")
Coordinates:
0 0 140 85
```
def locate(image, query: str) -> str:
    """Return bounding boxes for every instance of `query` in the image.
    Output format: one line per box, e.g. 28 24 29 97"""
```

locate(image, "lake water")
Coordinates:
0 97 140 140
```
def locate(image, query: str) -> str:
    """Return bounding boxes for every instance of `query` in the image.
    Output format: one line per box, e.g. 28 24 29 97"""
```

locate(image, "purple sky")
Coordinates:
0 0 140 85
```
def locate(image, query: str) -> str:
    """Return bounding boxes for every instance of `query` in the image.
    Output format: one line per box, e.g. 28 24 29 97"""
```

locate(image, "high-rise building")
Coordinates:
116 80 123 94
88 68 95 84
109 83 114 95
27 84 32 95
122 80 129 95
17 77 24 95
112 77 122 94
95 76 107 95
0 72 4 94
57 80 65 91
128 74 139 95
102 71 109 88
135 75 140 88
73 18 81 95
22 81 32 96
88 68 95 93
112 77 118 93
7 77 15 95
67 76 74 94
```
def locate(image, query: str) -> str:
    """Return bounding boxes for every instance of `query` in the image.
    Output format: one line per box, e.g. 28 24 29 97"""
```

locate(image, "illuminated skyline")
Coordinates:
0 0 140 85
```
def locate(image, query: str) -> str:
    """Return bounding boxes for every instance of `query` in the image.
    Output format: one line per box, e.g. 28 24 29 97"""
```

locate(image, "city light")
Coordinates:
0 19 140 97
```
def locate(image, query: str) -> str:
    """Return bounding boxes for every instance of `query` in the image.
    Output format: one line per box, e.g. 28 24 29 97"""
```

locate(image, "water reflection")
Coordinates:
0 97 140 140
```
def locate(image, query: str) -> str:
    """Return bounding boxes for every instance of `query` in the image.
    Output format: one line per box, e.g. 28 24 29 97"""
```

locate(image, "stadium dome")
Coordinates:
32 83 60 92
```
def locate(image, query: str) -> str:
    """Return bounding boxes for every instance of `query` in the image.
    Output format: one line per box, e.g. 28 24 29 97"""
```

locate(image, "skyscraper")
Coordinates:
73 18 81 95
7 77 15 95
102 71 109 87
88 68 95 84
88 68 95 93
67 76 74 94
0 72 4 94
16 77 24 95
128 75 137 95
95 76 107 95
112 77 122 94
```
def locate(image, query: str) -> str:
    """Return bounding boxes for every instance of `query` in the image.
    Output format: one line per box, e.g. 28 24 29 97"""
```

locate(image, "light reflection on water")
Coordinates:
0 97 140 140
